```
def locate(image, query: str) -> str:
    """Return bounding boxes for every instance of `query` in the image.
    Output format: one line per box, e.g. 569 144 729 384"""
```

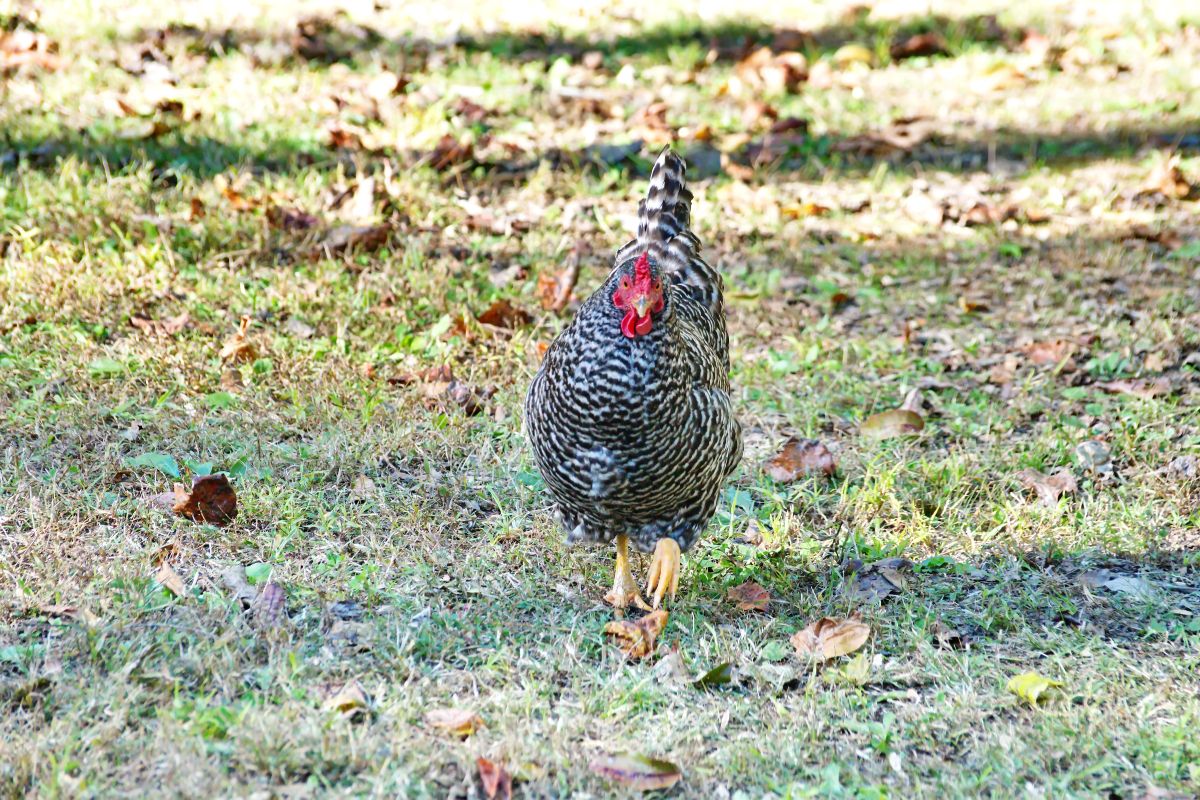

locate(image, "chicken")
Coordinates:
524 146 742 609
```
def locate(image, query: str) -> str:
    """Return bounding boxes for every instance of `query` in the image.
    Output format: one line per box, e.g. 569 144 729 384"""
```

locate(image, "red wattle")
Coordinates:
634 313 653 336
620 309 637 338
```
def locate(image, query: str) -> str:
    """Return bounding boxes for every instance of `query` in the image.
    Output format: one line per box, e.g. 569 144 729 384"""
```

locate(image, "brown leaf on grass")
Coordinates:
790 614 870 661
1137 156 1193 200
589 754 682 791
1016 468 1078 508
477 758 513 800
929 619 966 649
860 409 924 439
221 184 258 212
604 609 668 659
0 28 62 72
535 248 583 312
1022 339 1077 368
727 581 770 612
451 97 492 124
1094 377 1171 399
425 708 484 738
219 315 258 364
130 311 189 337
427 135 474 171
188 197 205 220
890 32 949 60
477 299 533 330
735 47 807 94
365 70 408 102
765 438 836 481
267 206 320 231
220 565 258 608
843 557 913 603
438 380 495 417
253 582 286 628
38 604 100 627
315 223 390 256
319 680 369 716
1125 226 1182 250
781 201 831 219
155 563 186 597
323 122 365 150
834 116 936 156
172 474 238 526
387 365 455 387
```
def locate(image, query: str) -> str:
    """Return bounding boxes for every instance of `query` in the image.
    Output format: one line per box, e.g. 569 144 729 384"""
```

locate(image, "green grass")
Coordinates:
2 0 1199 797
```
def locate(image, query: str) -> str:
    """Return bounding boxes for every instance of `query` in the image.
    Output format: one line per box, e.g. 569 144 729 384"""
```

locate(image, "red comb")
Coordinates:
634 252 651 283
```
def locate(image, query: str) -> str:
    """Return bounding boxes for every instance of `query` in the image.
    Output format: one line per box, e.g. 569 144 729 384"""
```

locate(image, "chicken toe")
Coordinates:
645 537 681 608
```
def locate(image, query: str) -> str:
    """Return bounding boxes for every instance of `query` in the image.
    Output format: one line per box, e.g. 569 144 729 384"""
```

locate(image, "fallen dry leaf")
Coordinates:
427 135 474 171
219 316 258 364
477 299 533 330
1126 225 1182 250
589 754 683 791
267 205 320 231
477 758 513 800
860 409 924 439
781 201 831 219
38 604 100 627
535 249 583 312
172 474 238 526
832 43 874 68
843 557 913 603
1137 156 1193 200
0 28 62 71
929 619 966 649
790 614 870 662
735 47 807 94
604 609 668 659
1007 671 1062 705
155 563 186 597
319 680 369 716
130 311 189 337
220 565 258 608
765 438 836 481
1022 339 1077 368
425 708 484 738
727 581 770 612
1094 378 1171 399
315 223 390 256
890 32 949 60
253 582 286 628
1016 468 1078 508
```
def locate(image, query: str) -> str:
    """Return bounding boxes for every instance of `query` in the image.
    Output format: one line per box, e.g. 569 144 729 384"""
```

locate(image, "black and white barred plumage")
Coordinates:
524 147 742 553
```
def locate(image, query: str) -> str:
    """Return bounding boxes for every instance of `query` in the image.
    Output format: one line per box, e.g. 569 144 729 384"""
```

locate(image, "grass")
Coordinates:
2 0 1199 797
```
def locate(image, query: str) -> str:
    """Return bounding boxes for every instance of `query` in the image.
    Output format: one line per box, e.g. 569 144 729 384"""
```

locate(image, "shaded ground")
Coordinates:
2 0 1199 797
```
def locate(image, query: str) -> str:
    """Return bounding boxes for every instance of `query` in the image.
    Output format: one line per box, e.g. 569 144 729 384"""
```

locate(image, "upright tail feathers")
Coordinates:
616 147 723 313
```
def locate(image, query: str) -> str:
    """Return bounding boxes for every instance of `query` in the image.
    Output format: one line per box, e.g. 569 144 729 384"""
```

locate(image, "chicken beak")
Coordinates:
632 295 651 319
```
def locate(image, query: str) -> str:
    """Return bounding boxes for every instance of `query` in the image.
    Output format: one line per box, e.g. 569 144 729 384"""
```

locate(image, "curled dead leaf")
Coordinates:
477 758 513 800
1022 339 1077 368
38 604 100 627
155 563 186 597
765 438 836 482
130 312 189 337
929 619 966 649
604 609 668 659
1137 156 1193 200
790 614 870 662
1094 378 1171 399
319 680 369 716
861 409 924 439
890 32 949 60
427 135 474 171
477 299 533 330
219 316 257 364
727 581 770 612
425 708 484 738
253 582 286 628
589 754 682 791
535 249 583 312
1016 468 1078 508
172 474 238 526
315 223 390 256
220 565 258 608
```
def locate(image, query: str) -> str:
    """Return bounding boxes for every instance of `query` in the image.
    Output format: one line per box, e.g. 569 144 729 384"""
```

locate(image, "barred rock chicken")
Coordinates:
525 147 742 609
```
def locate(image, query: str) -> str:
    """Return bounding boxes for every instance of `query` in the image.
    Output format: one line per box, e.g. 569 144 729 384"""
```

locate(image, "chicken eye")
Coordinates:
621 278 631 289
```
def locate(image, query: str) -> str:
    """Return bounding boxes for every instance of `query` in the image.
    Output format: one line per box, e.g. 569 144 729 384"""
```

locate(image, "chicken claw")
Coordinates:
605 535 650 611
645 537 681 608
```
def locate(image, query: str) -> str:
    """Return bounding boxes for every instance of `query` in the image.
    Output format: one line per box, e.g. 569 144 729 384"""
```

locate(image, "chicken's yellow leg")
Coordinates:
605 535 649 610
645 538 681 608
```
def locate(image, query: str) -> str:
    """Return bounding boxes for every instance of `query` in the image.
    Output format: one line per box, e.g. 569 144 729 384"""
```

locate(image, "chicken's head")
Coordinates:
612 252 664 338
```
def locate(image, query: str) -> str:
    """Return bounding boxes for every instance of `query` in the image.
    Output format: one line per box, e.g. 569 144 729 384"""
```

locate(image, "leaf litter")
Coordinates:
791 614 871 662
